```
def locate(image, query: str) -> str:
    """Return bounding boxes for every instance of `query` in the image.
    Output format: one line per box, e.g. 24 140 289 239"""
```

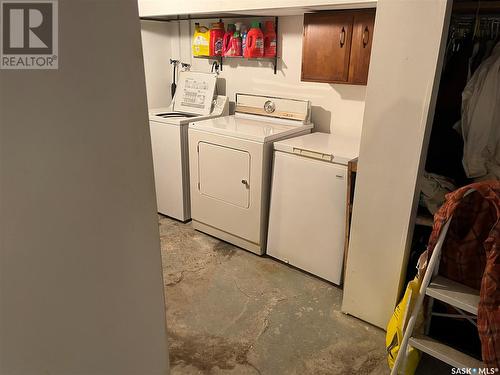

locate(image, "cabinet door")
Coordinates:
348 10 376 85
301 12 353 83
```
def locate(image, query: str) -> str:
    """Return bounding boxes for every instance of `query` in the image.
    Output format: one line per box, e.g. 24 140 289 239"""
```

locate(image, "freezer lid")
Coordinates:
273 132 359 164
172 71 217 116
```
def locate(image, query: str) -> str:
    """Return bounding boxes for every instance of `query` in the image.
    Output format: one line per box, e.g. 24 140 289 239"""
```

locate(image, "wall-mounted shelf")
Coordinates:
193 55 279 74
219 56 277 60
141 14 279 74
193 16 279 74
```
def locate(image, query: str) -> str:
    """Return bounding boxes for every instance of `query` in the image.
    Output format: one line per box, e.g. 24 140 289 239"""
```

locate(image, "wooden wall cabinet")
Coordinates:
301 9 376 85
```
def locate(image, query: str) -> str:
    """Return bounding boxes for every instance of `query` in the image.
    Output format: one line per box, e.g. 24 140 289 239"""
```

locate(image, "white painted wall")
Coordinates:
342 0 451 328
141 20 176 108
153 16 367 137
0 1 169 373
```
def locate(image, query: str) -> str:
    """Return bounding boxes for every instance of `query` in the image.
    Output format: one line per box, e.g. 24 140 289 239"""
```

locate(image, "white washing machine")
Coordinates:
267 132 359 284
189 94 313 255
149 71 228 221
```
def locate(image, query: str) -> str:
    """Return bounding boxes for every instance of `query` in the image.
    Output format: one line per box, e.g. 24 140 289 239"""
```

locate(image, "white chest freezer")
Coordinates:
266 132 359 284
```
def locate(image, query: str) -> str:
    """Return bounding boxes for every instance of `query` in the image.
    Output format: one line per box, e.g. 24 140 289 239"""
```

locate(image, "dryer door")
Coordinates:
198 142 250 208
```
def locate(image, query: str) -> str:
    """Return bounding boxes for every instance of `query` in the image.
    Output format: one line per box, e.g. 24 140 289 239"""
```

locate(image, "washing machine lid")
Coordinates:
148 108 207 126
273 132 359 165
172 71 217 116
190 115 312 142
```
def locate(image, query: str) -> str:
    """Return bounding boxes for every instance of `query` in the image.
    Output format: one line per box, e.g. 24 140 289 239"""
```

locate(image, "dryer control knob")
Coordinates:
264 100 276 114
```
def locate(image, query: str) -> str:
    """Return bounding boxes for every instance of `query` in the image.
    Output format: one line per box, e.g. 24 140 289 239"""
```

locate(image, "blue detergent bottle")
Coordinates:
241 24 248 56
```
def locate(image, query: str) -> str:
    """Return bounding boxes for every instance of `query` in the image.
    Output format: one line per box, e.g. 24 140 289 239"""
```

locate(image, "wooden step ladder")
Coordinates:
391 217 484 374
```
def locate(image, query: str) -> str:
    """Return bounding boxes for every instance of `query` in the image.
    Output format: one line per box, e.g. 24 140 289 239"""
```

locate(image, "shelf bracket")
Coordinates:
274 16 278 74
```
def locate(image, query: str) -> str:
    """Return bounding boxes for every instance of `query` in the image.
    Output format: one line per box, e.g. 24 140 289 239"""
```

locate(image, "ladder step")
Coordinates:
409 335 483 369
426 276 480 315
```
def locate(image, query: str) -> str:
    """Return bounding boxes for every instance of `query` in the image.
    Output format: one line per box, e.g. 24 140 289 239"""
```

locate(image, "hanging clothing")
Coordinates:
468 40 481 80
426 38 471 183
420 172 456 214
461 42 500 180
421 181 500 368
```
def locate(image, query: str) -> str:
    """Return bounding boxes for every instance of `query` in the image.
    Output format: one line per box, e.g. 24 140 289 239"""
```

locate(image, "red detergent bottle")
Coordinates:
209 21 225 56
222 24 235 56
263 21 277 57
244 21 264 58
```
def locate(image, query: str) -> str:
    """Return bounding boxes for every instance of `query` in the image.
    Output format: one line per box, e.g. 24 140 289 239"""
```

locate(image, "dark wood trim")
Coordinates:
343 157 358 283
301 78 369 85
452 1 500 14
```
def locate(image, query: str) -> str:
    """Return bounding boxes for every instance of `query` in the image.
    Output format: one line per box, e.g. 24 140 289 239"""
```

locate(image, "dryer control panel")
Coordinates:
235 93 311 123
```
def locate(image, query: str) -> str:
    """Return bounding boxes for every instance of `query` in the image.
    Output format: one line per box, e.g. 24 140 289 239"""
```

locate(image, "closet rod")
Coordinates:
140 14 272 22
453 1 500 14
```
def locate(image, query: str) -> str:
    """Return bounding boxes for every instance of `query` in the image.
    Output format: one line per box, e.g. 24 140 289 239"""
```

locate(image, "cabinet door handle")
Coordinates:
241 179 249 187
362 26 369 47
340 27 346 47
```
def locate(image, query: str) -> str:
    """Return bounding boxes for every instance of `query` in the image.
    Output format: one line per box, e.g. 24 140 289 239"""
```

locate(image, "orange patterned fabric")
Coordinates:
426 181 500 368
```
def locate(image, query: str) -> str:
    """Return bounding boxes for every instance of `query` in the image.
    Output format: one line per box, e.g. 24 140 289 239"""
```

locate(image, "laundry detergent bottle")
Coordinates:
245 21 264 58
192 23 210 56
230 22 243 56
263 21 277 57
241 24 248 56
222 24 236 56
209 21 225 56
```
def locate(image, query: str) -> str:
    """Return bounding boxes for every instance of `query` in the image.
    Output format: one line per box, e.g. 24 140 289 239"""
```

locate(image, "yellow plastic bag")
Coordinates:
386 277 422 375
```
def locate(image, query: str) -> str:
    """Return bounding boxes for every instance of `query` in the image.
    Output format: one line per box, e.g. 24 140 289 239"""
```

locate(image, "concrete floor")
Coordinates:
159 215 450 375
